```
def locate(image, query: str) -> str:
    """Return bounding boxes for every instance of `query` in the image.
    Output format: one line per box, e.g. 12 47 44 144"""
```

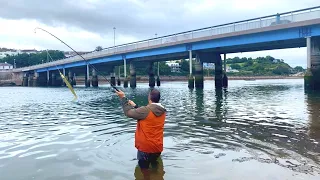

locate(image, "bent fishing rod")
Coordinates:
34 27 119 92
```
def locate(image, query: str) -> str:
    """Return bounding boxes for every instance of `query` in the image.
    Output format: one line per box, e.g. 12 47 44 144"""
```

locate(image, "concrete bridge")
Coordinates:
12 6 320 90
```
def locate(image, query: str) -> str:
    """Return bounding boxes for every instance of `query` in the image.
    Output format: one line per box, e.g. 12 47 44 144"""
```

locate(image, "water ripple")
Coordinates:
0 80 319 179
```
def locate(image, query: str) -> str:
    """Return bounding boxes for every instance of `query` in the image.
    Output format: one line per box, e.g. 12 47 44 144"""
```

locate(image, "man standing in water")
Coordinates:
115 89 166 179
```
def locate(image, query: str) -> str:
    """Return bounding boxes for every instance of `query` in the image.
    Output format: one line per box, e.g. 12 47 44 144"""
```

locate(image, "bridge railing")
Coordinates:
14 6 320 72
83 6 320 57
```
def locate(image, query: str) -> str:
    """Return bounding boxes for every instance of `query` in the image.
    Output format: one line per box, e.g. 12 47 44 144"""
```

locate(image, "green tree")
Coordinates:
244 59 254 67
0 50 65 68
294 66 305 72
180 59 189 73
230 64 241 70
95 46 103 51
265 55 275 62
272 64 291 75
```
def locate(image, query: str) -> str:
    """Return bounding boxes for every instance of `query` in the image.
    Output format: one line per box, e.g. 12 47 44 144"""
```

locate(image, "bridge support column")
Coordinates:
68 71 76 87
215 55 223 89
188 50 194 88
130 62 136 88
51 73 58 86
148 62 155 88
62 68 66 87
123 57 128 88
110 71 116 87
305 36 320 90
37 72 47 87
28 74 33 87
156 62 161 87
223 53 228 88
194 56 204 89
33 71 39 87
85 65 90 87
72 73 76 86
47 70 50 86
22 73 28 87
92 69 98 87
117 66 121 86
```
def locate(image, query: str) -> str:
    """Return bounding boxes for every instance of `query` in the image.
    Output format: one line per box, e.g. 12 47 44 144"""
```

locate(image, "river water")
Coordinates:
0 79 319 180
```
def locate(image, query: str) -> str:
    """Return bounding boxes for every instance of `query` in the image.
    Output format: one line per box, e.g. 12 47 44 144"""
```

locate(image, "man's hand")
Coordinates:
128 100 136 107
115 90 125 99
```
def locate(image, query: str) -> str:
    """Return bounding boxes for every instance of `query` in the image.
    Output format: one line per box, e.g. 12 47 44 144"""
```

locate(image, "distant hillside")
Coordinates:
225 56 305 76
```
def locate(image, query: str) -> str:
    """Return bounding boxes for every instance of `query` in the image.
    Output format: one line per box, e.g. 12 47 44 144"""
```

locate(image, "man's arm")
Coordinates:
120 97 149 120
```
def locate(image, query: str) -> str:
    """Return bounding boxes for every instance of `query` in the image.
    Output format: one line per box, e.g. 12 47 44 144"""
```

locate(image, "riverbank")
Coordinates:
0 80 16 86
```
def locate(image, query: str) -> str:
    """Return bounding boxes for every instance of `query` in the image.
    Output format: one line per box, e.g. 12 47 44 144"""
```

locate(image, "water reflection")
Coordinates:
305 91 320 141
134 157 165 180
1 80 320 179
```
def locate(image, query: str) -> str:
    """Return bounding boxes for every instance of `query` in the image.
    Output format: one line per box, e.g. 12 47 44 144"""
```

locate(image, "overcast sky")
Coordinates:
0 0 319 67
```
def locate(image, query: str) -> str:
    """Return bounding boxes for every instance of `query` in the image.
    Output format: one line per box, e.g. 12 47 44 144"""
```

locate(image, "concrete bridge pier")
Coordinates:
46 70 50 86
61 68 66 87
51 73 58 86
156 62 161 87
194 55 204 88
33 71 39 87
117 66 121 86
215 55 223 89
37 72 47 87
188 50 194 88
148 62 155 88
68 70 76 87
110 71 116 87
124 78 128 88
28 74 33 87
91 69 98 87
123 57 128 88
130 62 136 88
223 54 228 88
85 65 90 87
22 73 28 86
305 36 320 90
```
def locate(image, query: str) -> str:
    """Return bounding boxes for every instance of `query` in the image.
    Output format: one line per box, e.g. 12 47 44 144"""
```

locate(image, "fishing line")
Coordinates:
34 27 119 92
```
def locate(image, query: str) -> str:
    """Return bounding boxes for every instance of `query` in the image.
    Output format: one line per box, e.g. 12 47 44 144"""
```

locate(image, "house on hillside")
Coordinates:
0 63 13 71
0 50 19 59
203 63 215 70
226 66 239 73
166 62 181 72
20 49 38 54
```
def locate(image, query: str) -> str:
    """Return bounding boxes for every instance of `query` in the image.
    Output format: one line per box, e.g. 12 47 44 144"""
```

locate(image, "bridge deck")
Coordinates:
13 6 320 73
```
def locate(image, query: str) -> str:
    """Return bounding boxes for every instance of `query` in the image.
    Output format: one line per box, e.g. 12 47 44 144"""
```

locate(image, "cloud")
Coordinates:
0 0 318 67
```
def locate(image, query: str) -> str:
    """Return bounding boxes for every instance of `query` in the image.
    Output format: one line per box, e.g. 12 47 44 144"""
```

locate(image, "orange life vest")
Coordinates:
135 110 165 153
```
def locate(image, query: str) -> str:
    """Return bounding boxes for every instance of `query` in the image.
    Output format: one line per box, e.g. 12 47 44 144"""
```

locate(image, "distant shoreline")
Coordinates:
75 75 304 83
0 75 304 87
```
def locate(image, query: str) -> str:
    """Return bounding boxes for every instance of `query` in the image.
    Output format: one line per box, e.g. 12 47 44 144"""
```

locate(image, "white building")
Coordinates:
20 49 38 54
166 62 181 72
0 49 38 59
0 63 13 71
226 66 239 73
203 63 215 69
0 50 20 59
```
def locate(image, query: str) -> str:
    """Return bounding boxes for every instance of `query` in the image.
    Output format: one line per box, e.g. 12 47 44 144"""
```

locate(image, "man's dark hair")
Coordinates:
149 89 160 103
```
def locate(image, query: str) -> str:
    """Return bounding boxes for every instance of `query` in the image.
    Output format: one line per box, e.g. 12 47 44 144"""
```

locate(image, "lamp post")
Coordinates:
113 27 116 47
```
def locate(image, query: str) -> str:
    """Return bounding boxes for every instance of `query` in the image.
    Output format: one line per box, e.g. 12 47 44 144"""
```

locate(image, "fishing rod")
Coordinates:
34 27 119 92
